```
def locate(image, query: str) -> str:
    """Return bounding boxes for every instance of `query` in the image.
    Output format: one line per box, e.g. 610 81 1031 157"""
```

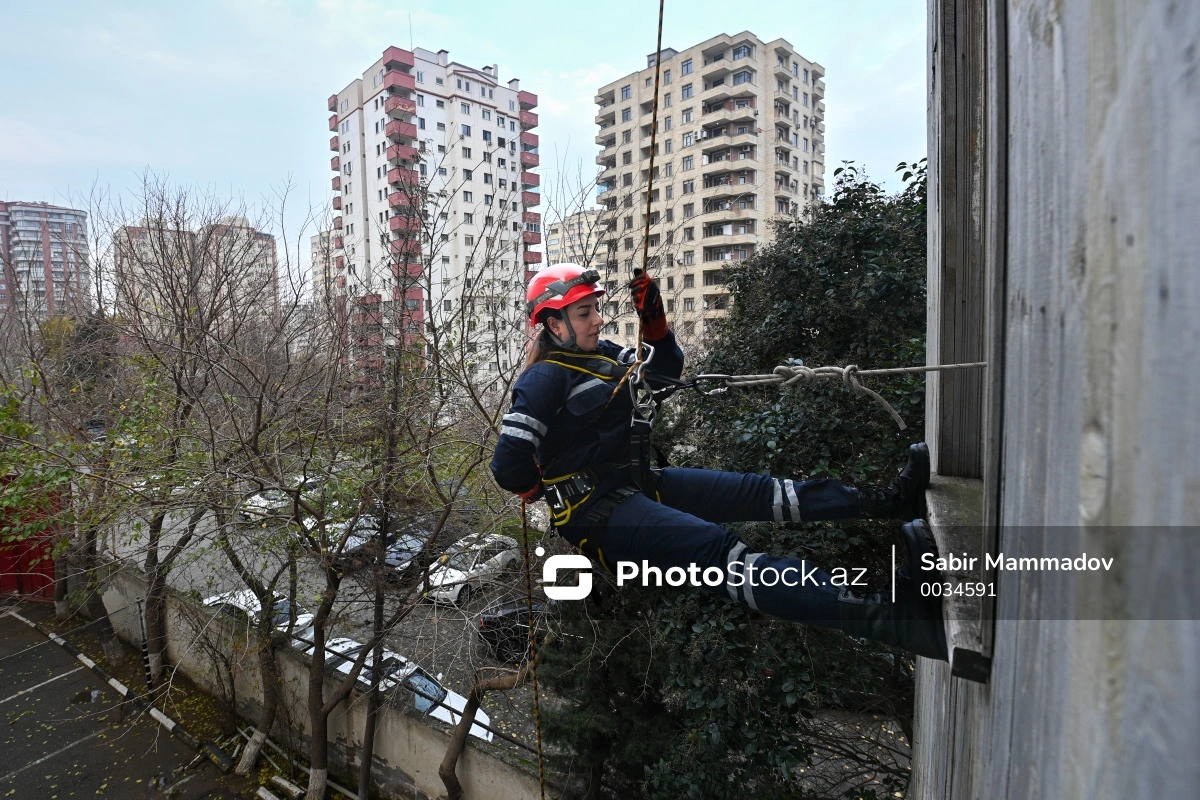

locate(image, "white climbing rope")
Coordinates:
693 362 987 430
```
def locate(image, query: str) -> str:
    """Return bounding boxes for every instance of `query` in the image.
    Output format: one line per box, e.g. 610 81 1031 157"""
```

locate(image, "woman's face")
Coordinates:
551 295 604 351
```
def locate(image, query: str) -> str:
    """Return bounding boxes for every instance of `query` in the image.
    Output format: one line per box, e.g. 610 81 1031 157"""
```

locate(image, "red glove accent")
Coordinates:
629 269 669 340
517 482 544 503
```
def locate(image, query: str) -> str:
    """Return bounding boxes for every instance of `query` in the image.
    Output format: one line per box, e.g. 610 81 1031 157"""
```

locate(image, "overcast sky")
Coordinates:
0 0 924 265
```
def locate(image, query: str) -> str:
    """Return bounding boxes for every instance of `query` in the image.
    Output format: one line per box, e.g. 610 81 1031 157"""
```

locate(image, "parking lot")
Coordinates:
0 604 240 800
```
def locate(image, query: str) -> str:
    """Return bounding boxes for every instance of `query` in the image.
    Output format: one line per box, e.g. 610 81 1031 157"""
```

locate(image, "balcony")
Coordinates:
522 231 541 245
774 60 792 79
595 132 617 147
328 94 338 112
390 260 423 279
520 151 540 168
390 239 420 255
333 216 343 229
522 211 541 224
328 114 338 132
388 190 418 209
387 167 420 187
330 155 340 171
385 95 416 117
518 90 538 110
389 215 421 233
333 235 344 248
381 45 414 69
386 143 419 163
520 131 539 147
335 256 345 270
813 78 825 99
520 171 540 188
523 251 542 264
703 80 734 101
331 176 341 191
383 69 416 93
329 135 339 151
774 180 799 196
519 110 538 129
385 120 417 141
700 129 758 152
522 191 540 207
332 196 342 210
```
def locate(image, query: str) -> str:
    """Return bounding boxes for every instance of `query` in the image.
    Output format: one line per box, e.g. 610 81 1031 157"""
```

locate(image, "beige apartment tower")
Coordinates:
594 32 825 343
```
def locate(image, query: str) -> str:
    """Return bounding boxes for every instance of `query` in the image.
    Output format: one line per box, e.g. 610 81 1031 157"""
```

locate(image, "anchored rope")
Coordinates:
693 362 988 430
519 502 547 800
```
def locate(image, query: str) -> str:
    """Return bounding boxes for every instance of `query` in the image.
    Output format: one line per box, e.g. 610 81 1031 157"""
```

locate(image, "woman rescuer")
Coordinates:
490 263 947 660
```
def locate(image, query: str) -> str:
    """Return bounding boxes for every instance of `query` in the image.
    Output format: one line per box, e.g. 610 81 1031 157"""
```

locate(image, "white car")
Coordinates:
240 476 325 521
299 637 492 741
424 533 520 605
202 589 314 632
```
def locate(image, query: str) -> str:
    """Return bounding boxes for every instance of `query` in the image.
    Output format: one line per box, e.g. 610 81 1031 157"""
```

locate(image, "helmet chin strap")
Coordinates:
547 315 581 351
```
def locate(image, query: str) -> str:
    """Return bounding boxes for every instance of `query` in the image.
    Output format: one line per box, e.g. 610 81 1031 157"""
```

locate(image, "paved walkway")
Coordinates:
0 603 241 799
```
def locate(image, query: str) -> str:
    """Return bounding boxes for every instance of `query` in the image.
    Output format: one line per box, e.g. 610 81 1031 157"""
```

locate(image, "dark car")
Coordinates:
476 602 549 662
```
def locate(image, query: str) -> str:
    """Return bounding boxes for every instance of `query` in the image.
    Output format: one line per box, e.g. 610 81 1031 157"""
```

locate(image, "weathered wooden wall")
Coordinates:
913 0 1200 797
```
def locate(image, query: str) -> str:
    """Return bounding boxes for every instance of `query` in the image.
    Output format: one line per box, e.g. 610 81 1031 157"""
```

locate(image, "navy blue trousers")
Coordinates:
557 468 866 624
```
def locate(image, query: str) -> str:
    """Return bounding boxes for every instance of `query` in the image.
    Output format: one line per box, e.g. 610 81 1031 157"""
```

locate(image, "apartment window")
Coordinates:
484 194 493 204
803 160 809 174
623 173 633 186
340 120 349 134
803 93 810 107
663 138 673 153
499 178 507 189
682 108 694 124
683 227 695 242
682 132 695 147
498 157 506 167
465 234 475 246
462 124 472 136
682 251 695 266
683 203 695 218
622 108 632 122
435 76 444 85
418 117 426 129
464 169 473 180
416 70 425 83
682 155 694 171
464 213 474 224
663 92 671 108
620 85 631 100
665 185 674 199
623 195 634 208
803 68 810 83
623 215 633 230
682 179 694 193
463 190 473 201
462 146 472 158
483 130 492 143
417 94 425 106
683 298 695 312
733 70 752 85
483 173 492 184
683 273 695 288
437 122 446 131
623 151 633 165
497 115 506 128
681 83 693 100
663 116 672 130
645 76 653 86
733 44 752 60
681 58 693 75
663 69 671 84
622 129 633 144
340 99 349 112
436 99 445 108
624 237 634 250
461 102 471 114
663 162 673 177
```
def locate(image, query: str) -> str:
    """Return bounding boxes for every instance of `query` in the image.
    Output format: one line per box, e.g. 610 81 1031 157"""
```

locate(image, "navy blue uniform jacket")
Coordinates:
490 332 685 495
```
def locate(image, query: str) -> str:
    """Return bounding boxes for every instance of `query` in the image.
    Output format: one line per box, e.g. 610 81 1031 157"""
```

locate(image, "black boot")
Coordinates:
858 442 930 519
836 581 948 661
900 519 940 593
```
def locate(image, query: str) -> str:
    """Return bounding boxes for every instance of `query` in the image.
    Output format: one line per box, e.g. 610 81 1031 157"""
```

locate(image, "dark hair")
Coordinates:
524 309 561 369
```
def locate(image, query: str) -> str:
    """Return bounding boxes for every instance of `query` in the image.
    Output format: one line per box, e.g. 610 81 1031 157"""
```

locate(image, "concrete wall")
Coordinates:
913 1 1200 797
100 570 544 800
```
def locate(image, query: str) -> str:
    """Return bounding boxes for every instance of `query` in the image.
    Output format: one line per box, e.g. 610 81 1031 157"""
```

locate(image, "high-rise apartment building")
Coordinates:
0 201 90 318
310 229 335 309
594 32 825 342
326 46 540 372
546 208 606 267
113 216 279 327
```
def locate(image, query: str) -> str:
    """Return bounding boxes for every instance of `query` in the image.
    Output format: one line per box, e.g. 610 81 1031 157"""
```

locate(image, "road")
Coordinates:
0 603 240 800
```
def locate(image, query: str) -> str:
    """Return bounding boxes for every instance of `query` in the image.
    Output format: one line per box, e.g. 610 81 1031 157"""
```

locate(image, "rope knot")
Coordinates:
841 364 865 396
774 364 815 386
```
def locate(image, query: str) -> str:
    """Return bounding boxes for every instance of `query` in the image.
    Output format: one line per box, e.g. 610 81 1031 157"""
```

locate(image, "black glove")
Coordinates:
629 269 668 340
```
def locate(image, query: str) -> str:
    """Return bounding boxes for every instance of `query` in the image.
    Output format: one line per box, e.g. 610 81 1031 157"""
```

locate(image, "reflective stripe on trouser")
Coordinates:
558 490 842 625
654 467 862 524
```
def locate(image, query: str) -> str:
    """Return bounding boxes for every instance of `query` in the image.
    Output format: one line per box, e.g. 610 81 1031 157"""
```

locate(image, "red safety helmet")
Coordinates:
525 263 605 325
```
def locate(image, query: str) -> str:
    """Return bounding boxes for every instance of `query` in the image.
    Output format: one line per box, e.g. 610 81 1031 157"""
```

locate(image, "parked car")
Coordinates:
339 519 431 583
239 476 325 522
202 588 314 633
423 533 520 605
298 637 492 741
476 601 549 662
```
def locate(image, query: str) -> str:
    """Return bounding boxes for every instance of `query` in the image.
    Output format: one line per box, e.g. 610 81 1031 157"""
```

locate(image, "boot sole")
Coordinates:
900 519 940 592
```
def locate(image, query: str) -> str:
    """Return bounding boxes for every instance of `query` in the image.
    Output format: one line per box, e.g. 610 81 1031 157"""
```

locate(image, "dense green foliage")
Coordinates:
540 163 928 800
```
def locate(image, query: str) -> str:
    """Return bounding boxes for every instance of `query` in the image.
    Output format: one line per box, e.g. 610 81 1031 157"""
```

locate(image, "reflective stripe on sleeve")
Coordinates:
500 425 540 446
503 412 548 435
